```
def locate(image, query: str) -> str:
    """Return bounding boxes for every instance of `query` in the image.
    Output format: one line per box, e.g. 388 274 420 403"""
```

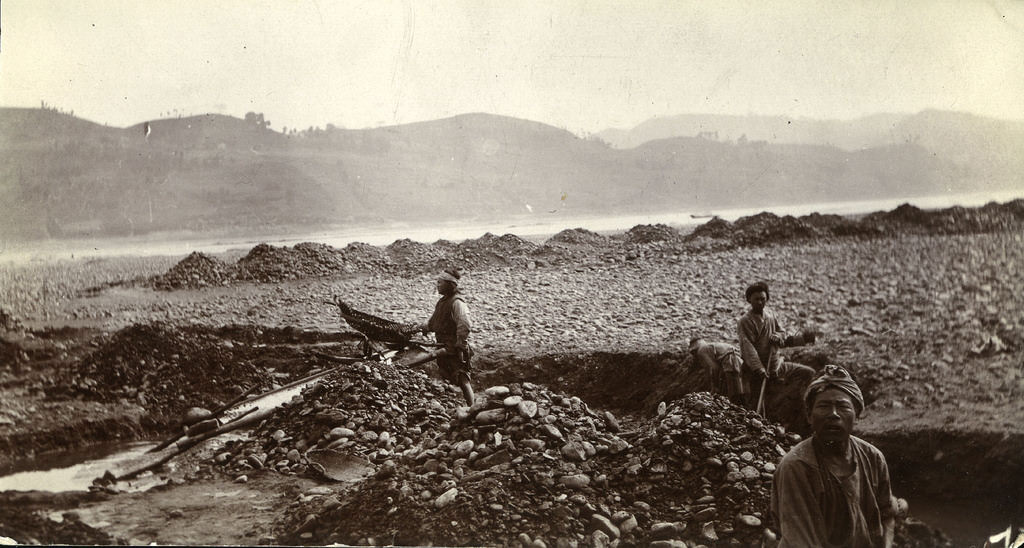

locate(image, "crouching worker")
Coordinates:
771 365 896 548
407 268 475 406
688 337 749 407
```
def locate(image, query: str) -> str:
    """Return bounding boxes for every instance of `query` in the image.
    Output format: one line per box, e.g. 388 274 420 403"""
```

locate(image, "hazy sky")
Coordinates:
1 0 1022 135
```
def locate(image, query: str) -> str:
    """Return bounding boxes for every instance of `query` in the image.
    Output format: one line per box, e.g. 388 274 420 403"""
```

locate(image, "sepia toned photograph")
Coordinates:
0 1 1022 546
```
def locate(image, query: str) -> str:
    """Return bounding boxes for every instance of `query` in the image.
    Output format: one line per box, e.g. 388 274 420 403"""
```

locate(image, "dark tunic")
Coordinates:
738 308 785 375
426 292 472 385
771 436 895 547
427 293 470 349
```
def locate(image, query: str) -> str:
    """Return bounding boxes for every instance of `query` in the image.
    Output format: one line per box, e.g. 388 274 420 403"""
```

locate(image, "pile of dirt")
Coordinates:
205 348 806 546
800 212 881 237
684 211 884 249
151 252 235 290
339 242 393 273
385 238 448 270
686 216 732 240
272 389 805 547
280 382 641 546
730 213 822 246
547 228 609 246
43 323 279 419
236 243 347 283
450 233 539 269
0 506 123 545
620 224 681 244
682 201 1024 249
140 201 1024 290
862 200 1024 235
210 359 461 480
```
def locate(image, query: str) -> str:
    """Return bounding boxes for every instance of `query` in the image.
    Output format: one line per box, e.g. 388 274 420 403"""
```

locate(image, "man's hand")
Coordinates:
802 329 818 345
754 368 768 379
769 332 786 346
455 342 471 363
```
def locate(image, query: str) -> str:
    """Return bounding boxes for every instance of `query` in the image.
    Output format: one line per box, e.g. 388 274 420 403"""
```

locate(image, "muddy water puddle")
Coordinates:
907 495 1023 548
0 441 158 492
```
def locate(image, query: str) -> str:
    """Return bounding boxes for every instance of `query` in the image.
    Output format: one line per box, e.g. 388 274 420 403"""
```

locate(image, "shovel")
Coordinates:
755 376 768 418
401 346 452 368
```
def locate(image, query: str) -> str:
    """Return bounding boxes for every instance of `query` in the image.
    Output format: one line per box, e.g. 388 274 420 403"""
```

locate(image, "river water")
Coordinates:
1 189 1022 264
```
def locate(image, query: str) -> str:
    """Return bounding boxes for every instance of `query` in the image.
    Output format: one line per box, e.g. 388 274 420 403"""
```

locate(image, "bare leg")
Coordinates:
460 380 474 406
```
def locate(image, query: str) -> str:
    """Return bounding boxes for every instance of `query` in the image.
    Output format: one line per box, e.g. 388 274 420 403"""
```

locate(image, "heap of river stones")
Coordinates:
204 353 801 546
146 200 1024 291
151 251 234 290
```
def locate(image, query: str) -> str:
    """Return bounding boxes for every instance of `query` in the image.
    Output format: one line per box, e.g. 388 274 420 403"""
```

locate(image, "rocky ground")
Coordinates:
0 200 1022 545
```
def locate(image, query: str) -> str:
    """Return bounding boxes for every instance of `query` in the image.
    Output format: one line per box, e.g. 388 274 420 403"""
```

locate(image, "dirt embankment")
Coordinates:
0 323 364 469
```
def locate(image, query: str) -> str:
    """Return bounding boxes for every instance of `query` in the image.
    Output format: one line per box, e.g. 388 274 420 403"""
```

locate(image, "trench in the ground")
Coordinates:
0 324 366 472
476 350 1024 545
4 338 1023 544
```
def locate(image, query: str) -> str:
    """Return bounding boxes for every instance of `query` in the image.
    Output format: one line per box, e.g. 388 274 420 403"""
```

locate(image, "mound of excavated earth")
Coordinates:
208 353 795 546
195 354 948 547
42 323 324 421
151 252 234 290
142 199 1024 289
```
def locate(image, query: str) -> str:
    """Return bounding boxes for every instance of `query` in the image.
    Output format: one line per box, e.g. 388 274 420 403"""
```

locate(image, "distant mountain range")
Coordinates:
1 107 1020 241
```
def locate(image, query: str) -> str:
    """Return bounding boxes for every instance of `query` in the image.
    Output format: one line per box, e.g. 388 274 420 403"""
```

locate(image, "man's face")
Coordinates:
436 280 454 295
808 388 857 445
747 291 768 313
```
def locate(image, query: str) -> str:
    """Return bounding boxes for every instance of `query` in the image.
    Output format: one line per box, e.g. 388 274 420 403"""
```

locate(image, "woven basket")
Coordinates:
334 301 411 343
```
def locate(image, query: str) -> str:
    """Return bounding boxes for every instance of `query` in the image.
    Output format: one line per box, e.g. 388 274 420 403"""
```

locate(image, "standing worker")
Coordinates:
688 336 750 407
407 268 475 406
738 282 815 431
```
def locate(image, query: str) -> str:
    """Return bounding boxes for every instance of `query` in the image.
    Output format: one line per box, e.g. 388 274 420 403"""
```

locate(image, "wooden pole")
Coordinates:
756 378 768 418
148 384 259 453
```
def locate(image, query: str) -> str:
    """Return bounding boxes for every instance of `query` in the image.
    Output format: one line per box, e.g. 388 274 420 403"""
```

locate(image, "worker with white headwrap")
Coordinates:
409 268 475 406
770 365 896 547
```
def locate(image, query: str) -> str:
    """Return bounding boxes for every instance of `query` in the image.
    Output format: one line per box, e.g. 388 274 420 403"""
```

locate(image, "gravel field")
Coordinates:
1 204 1022 545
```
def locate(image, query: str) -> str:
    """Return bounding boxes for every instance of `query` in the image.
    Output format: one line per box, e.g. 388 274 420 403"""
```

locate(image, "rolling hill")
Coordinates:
0 108 1018 241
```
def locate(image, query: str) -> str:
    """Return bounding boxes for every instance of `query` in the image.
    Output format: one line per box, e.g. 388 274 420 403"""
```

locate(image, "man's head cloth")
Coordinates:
437 268 461 285
804 364 865 417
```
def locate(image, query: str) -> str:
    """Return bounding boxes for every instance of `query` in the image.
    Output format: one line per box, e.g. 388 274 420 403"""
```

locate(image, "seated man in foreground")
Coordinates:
771 365 896 548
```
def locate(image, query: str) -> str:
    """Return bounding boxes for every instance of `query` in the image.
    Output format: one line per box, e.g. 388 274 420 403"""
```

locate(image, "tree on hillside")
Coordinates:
245 112 271 130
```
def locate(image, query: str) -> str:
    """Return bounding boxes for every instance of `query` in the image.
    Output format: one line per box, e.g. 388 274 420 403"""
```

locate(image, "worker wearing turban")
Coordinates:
771 365 896 547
